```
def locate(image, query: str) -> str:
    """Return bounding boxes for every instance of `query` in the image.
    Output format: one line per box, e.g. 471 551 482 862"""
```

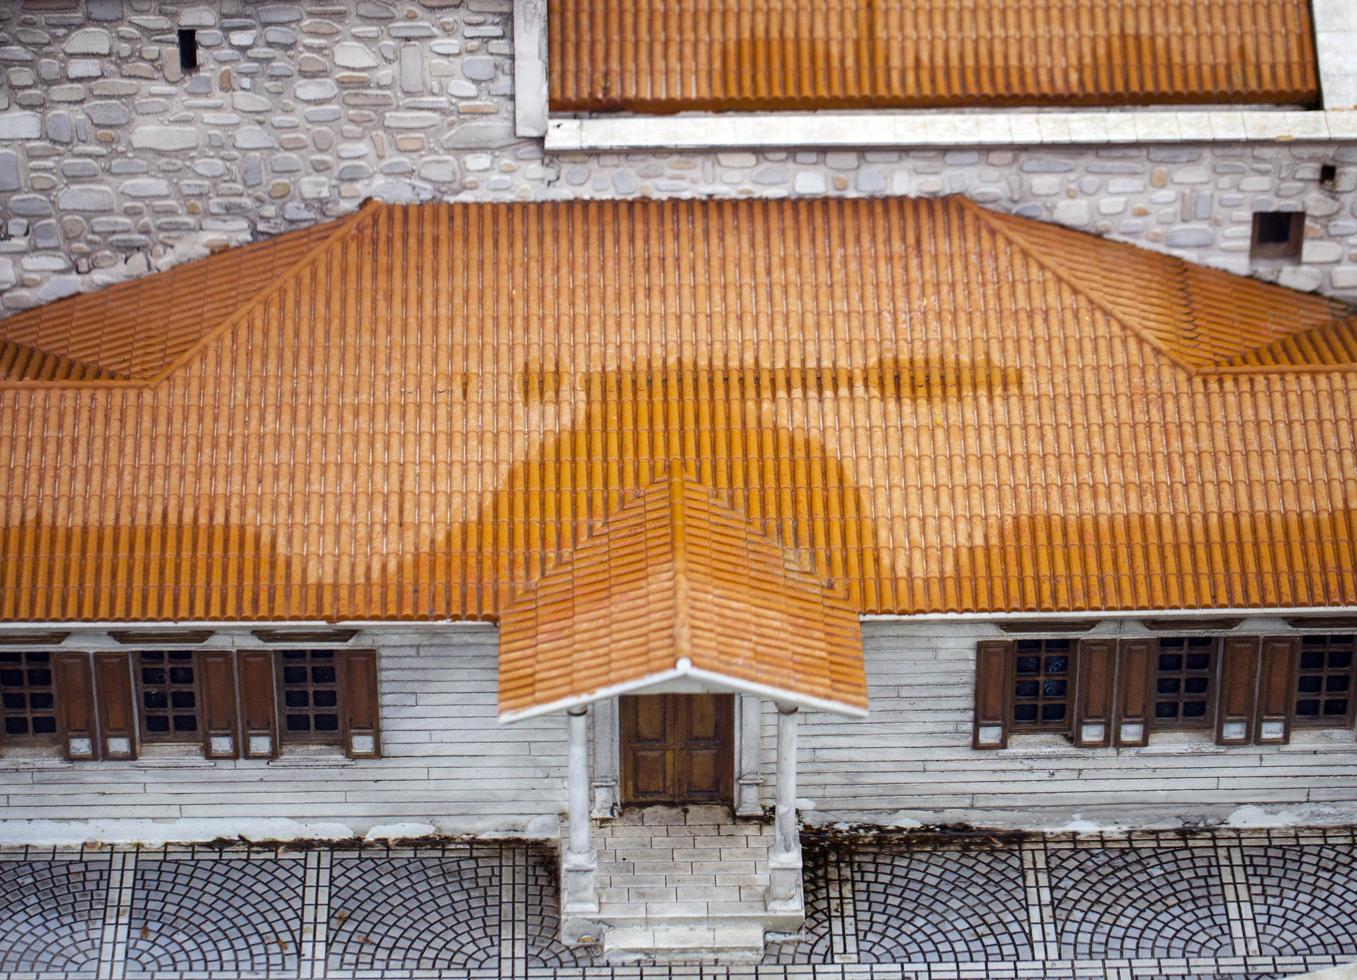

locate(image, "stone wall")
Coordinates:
1 0 1357 313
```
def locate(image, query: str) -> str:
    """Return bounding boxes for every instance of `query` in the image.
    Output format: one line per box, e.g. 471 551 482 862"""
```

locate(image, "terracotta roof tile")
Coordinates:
498 466 866 719
549 0 1320 112
0 196 1354 623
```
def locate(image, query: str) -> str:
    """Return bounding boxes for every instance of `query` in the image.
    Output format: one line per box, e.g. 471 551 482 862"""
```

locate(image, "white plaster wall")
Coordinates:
1 0 1357 311
770 620 1357 832
0 626 569 844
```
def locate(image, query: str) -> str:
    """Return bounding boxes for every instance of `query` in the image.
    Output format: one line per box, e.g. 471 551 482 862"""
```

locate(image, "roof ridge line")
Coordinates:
143 202 381 387
953 196 1201 376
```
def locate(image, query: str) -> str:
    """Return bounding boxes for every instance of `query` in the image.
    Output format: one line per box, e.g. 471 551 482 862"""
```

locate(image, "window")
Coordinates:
1250 210 1304 262
1320 163 1338 189
974 632 1350 750
1152 637 1215 729
177 29 199 72
0 651 58 742
1011 639 1074 732
136 651 199 741
1295 634 1355 727
277 650 342 744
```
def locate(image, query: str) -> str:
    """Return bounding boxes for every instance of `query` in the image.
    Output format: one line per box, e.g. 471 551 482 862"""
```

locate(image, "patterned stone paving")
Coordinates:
0 831 1355 978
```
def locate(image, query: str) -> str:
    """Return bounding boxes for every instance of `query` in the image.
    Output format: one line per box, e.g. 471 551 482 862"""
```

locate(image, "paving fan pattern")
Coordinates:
0 832 1354 978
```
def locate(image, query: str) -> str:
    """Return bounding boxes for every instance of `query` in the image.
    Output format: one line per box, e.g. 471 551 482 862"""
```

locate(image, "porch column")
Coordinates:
767 702 802 912
562 706 598 913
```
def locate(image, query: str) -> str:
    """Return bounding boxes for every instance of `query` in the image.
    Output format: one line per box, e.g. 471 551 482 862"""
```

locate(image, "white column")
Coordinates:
562 706 598 914
767 702 802 912
590 698 620 818
735 693 763 816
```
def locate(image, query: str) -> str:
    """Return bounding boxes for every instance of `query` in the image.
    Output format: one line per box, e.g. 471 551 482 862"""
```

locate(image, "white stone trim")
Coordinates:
735 693 764 817
590 697 620 818
513 0 548 137
1315 0 1357 112
862 606 1357 624
546 109 1357 151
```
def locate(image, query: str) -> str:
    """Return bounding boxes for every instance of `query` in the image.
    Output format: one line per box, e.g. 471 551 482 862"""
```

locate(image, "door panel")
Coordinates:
620 693 734 804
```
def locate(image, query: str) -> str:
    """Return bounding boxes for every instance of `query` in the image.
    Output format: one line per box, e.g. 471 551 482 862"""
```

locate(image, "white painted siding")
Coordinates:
0 628 568 843
3 619 1356 843
769 620 1357 831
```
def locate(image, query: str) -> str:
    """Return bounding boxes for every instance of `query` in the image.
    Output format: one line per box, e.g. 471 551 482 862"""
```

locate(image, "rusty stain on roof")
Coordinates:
0 196 1354 624
498 465 867 719
549 0 1320 113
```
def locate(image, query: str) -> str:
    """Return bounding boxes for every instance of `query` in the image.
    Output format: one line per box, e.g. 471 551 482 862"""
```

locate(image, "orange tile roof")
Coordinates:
0 196 1355 624
0 221 351 382
498 466 867 720
549 0 1320 113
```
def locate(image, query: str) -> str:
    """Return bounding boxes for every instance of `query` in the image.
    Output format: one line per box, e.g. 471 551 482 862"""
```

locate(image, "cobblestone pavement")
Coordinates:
0 829 1354 979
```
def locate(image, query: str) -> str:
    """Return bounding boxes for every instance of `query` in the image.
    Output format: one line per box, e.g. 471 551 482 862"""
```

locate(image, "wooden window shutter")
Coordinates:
972 641 1012 749
237 651 278 759
1216 636 1260 745
340 649 381 759
1073 639 1115 747
93 653 137 760
1255 635 1299 745
198 652 240 760
52 652 97 760
1113 639 1152 747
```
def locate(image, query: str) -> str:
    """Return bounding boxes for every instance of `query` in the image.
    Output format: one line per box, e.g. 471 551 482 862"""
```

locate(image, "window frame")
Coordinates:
134 650 204 744
1008 637 1077 735
273 649 347 748
1148 635 1218 732
1293 633 1356 729
0 650 61 745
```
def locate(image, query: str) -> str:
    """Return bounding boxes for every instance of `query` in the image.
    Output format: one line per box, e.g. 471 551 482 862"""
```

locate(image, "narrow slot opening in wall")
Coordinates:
1250 210 1304 263
1320 163 1338 189
177 29 199 73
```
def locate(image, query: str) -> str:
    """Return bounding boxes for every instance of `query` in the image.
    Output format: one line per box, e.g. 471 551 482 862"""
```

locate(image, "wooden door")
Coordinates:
620 693 734 804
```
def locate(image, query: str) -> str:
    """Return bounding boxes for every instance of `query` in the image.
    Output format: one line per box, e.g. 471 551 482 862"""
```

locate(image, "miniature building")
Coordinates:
1 0 1357 964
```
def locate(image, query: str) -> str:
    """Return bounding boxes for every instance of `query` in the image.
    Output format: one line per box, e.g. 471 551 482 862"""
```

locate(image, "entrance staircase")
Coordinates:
561 803 803 963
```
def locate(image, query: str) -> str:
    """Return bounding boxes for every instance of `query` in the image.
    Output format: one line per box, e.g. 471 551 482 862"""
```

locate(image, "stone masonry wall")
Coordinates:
2 0 1357 313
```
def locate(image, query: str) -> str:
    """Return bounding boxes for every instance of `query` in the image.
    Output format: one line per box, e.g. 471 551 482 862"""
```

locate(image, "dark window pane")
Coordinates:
1155 702 1179 719
2 692 25 710
1299 675 1323 693
1015 656 1041 674
312 690 337 708
1041 703 1066 721
1183 701 1207 718
146 716 170 733
29 692 52 710
286 714 311 732
311 666 336 684
1042 680 1067 698
312 652 334 661
314 714 339 732
284 651 305 661
284 689 309 708
4 717 27 735
283 666 308 684
0 670 23 686
143 689 168 709
1015 680 1039 698
1184 677 1209 695
1300 651 1325 670
141 668 166 685
31 717 56 735
28 653 48 663
1157 678 1181 695
1013 704 1038 722
1327 675 1351 693
141 652 164 664
1323 699 1349 716
1296 698 1320 716
173 715 198 732
1043 656 1069 675
1185 653 1211 670
1330 650 1353 670
1158 654 1182 671
168 667 194 685
168 652 193 663
170 690 196 709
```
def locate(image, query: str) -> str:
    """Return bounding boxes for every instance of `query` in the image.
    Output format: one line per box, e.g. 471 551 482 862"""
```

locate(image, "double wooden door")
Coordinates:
619 693 734 804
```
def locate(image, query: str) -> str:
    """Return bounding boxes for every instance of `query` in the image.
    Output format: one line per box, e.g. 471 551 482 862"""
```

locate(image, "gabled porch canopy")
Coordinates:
497 465 868 723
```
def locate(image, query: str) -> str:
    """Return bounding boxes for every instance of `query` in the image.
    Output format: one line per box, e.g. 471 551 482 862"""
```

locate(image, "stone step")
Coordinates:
603 922 766 964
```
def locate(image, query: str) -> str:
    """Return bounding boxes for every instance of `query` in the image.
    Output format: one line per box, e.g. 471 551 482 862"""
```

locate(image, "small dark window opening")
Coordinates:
277 650 342 744
1010 638 1074 732
0 651 59 742
137 651 200 741
1295 634 1355 727
1152 637 1215 730
1320 164 1338 188
177 29 199 73
1250 211 1304 263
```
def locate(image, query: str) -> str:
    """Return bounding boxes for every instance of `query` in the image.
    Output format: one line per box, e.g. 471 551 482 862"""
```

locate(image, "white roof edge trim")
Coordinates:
0 619 489 631
862 606 1357 623
546 109 1353 151
498 661 867 724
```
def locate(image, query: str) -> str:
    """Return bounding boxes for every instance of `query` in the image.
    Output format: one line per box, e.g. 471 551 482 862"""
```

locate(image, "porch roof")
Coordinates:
497 466 867 721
